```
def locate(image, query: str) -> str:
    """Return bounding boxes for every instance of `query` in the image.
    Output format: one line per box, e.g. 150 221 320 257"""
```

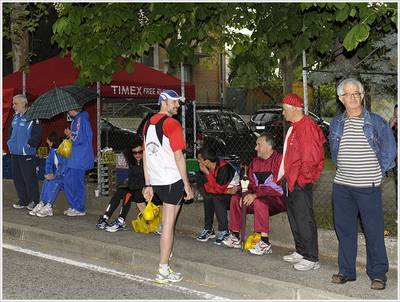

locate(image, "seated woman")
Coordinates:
96 138 162 233
29 131 67 217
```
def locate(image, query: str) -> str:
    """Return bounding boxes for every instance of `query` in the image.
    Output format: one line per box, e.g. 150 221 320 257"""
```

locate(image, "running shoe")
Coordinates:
213 230 230 245
248 239 272 255
222 233 241 248
105 219 126 232
27 201 36 211
28 202 44 216
65 208 85 216
155 223 162 235
283 251 303 263
155 266 183 283
196 229 216 242
36 203 53 217
95 216 110 229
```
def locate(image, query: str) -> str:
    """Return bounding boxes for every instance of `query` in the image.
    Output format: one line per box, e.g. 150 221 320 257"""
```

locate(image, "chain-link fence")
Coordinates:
100 75 397 237
3 73 396 237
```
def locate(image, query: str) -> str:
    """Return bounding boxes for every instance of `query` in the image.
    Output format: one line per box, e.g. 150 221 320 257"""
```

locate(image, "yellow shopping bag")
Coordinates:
148 208 162 233
57 138 72 158
143 200 159 221
131 213 149 234
244 232 261 250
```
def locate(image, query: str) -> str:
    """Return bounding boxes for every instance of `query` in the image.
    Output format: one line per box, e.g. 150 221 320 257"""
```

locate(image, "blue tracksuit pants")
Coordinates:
333 183 388 281
39 178 64 205
64 167 86 212
11 154 40 206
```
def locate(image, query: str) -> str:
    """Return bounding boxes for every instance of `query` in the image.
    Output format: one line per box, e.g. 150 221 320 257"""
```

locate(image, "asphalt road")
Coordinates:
3 240 247 300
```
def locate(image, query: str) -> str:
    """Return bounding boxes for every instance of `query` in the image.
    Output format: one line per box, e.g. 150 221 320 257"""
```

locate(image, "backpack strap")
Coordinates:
144 115 169 146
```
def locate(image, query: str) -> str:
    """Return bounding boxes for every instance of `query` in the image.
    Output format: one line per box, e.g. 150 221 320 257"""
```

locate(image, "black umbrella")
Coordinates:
26 85 99 120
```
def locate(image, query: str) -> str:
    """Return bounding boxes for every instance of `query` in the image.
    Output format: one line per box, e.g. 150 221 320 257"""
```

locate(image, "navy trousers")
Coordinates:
11 154 40 206
333 183 388 281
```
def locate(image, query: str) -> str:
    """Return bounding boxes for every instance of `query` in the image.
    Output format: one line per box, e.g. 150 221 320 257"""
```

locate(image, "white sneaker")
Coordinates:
28 202 44 216
65 208 86 217
27 201 36 211
63 207 72 215
283 251 304 263
155 223 162 235
36 203 53 217
248 239 272 255
222 233 241 248
293 259 320 271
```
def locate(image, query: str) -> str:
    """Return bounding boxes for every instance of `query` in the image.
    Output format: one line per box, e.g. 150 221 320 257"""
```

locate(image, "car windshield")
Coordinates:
101 119 113 131
253 112 281 125
198 112 221 130
230 113 248 131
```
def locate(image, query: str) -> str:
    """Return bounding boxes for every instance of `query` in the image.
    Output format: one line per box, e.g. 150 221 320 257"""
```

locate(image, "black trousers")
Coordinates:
203 193 231 231
283 178 319 262
11 154 40 206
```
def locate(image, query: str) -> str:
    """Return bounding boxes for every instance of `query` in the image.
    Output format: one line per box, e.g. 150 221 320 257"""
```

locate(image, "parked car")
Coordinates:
248 106 330 150
101 118 137 152
136 104 259 165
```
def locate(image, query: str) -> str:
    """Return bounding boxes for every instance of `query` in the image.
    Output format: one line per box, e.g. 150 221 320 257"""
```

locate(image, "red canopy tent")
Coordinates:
2 54 196 154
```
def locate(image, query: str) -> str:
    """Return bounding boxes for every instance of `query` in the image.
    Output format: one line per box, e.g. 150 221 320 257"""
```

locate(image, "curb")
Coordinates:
3 222 355 300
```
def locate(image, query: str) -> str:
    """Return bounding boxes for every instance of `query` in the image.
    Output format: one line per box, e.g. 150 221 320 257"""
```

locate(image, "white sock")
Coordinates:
159 263 168 274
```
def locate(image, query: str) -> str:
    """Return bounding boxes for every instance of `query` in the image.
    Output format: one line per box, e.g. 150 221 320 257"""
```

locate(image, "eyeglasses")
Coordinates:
132 150 143 155
341 92 362 99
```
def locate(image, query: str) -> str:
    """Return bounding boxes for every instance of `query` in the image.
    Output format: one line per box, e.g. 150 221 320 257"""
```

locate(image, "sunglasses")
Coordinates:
132 150 143 155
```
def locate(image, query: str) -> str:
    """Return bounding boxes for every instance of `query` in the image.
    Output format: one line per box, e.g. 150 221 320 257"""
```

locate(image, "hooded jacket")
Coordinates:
277 115 326 192
202 158 239 194
67 111 94 170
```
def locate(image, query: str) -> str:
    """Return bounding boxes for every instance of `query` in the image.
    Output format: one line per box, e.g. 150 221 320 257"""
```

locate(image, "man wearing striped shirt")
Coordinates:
330 78 397 290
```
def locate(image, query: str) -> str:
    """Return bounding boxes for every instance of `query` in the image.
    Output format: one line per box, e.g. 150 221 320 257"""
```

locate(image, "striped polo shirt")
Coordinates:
334 113 381 188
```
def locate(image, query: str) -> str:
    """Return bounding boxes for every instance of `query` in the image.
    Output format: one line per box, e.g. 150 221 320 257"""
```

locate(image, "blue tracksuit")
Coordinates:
7 112 42 206
64 111 94 212
39 148 67 205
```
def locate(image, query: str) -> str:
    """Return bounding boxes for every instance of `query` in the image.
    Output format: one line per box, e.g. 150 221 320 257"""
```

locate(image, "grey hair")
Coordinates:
259 132 276 150
337 78 364 96
285 104 303 113
12 94 28 106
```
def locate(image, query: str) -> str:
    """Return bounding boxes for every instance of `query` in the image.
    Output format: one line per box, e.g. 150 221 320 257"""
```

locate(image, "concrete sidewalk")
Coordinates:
2 179 398 300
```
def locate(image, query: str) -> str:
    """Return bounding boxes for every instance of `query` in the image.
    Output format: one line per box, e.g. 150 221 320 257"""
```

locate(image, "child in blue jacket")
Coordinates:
29 131 68 217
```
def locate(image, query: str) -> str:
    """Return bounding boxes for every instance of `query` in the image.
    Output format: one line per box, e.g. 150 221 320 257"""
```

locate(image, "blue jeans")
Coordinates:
333 183 388 281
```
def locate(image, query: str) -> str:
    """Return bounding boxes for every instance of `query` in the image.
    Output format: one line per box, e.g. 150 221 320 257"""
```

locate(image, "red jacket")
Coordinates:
203 159 239 194
277 115 326 192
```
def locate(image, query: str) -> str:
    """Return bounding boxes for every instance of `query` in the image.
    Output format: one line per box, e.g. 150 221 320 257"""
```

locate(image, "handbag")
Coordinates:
244 232 261 250
57 138 72 158
143 200 159 221
131 213 149 234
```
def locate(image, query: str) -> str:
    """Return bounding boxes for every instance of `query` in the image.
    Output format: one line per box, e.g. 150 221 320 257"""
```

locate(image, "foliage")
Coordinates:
2 3 50 71
228 2 397 88
51 3 238 85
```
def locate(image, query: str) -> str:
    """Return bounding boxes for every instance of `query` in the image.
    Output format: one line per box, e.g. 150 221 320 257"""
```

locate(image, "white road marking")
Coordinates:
3 243 229 300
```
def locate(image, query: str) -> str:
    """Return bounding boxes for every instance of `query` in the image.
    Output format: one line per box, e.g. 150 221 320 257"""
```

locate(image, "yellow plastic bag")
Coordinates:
244 232 261 250
57 138 72 158
131 213 149 234
143 200 159 221
148 208 162 233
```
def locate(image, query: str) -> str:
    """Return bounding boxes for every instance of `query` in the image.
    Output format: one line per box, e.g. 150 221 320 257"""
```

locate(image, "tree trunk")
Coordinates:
10 3 29 72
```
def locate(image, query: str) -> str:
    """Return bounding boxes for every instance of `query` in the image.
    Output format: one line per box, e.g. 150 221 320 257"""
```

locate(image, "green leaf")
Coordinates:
268 29 277 44
126 60 135 73
354 23 370 42
188 51 199 65
343 26 358 51
335 6 349 22
245 62 256 75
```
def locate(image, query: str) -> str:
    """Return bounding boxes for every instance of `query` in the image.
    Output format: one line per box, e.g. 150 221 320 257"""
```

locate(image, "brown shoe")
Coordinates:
332 274 356 284
371 279 386 290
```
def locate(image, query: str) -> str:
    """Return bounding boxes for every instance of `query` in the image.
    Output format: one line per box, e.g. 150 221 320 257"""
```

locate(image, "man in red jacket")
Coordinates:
196 146 240 245
222 132 286 255
276 94 326 271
